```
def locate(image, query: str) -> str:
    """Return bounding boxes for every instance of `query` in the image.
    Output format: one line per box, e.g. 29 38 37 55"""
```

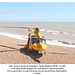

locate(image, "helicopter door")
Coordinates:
27 38 30 47
28 38 32 48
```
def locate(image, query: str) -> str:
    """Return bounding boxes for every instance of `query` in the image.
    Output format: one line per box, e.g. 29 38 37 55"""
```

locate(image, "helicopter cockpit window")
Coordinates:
31 38 46 44
42 36 45 38
31 38 39 44
41 39 46 44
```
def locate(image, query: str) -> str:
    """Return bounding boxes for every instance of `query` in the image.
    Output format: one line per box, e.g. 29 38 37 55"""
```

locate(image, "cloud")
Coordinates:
0 13 24 16
3 8 7 12
0 7 7 13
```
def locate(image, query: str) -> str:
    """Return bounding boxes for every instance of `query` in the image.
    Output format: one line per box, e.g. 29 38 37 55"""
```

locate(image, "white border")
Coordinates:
0 64 74 75
0 0 75 2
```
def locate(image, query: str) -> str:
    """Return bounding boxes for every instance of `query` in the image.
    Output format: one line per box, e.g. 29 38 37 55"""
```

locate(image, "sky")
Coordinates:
0 2 75 22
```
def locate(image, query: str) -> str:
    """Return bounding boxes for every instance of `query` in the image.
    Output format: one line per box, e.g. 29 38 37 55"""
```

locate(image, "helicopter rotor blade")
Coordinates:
1 26 42 29
3 26 30 29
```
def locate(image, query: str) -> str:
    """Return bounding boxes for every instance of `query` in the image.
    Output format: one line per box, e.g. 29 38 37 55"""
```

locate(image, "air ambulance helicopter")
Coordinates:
4 26 47 55
25 26 47 54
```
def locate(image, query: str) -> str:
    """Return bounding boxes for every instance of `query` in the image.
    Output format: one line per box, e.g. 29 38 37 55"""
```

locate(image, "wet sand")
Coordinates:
0 35 75 64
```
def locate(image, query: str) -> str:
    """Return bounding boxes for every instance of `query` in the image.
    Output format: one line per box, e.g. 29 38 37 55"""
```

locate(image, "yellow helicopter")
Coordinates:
25 26 47 55
3 26 47 55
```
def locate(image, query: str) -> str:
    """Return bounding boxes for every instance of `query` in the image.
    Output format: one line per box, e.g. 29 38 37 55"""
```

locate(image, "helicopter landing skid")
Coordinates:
38 50 45 55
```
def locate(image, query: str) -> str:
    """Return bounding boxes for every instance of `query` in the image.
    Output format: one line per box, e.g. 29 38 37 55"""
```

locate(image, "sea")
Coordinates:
0 22 75 48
